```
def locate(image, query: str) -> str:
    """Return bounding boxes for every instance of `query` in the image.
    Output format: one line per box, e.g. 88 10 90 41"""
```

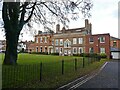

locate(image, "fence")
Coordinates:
2 57 100 88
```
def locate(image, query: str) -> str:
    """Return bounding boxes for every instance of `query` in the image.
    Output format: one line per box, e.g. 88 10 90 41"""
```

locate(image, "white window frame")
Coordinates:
73 38 77 44
99 37 105 43
55 47 59 53
89 47 94 53
40 37 43 43
79 38 83 44
89 37 94 43
79 47 83 54
52 39 54 45
55 39 59 46
40 46 42 52
44 37 47 43
60 39 63 46
44 46 47 52
73 47 77 54
36 46 38 52
100 48 105 53
64 39 71 48
36 37 38 43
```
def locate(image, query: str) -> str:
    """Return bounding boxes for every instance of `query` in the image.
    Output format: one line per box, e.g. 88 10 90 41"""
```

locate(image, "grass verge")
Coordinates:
1 53 107 88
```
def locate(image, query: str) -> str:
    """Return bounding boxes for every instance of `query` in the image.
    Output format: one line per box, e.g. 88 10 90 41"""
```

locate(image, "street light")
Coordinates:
98 37 101 61
98 37 100 54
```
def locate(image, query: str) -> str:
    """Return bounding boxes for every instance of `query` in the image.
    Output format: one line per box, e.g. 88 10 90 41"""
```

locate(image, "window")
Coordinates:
36 46 38 52
55 39 59 46
73 47 77 54
60 48 63 52
44 37 47 43
79 38 83 44
89 47 94 53
36 37 38 43
89 37 94 43
113 41 117 47
100 48 105 53
40 47 42 52
40 37 42 43
60 39 63 45
45 47 47 52
73 38 77 44
64 39 71 48
52 39 54 45
79 47 83 54
55 47 59 53
99 37 105 43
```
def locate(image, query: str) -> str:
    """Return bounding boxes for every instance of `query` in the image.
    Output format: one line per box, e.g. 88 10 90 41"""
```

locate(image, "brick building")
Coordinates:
110 37 120 59
85 34 110 58
28 19 112 58
28 32 53 53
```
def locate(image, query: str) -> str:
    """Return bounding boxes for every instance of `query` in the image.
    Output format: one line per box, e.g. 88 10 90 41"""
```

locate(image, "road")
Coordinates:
57 60 119 89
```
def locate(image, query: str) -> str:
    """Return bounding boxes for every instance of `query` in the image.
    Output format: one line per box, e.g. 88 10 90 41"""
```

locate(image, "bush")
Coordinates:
30 52 48 55
80 53 100 58
99 53 107 58
50 53 59 55
73 54 80 56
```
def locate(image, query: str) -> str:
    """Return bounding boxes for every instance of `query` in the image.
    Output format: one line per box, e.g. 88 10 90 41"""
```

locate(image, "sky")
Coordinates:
0 0 119 41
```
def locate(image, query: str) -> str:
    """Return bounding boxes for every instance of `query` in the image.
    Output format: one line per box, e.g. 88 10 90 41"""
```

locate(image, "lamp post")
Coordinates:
98 37 101 61
98 37 100 54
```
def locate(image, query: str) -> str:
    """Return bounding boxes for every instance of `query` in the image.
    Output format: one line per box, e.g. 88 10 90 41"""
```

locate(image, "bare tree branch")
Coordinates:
24 2 36 23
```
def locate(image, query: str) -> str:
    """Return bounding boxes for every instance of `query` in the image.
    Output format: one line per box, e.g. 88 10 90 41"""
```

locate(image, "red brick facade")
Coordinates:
85 34 110 58
110 37 120 50
28 19 112 58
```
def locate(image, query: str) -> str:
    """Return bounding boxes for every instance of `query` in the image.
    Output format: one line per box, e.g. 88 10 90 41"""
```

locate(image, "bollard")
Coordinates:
40 62 42 81
62 60 64 75
83 57 85 68
75 58 77 71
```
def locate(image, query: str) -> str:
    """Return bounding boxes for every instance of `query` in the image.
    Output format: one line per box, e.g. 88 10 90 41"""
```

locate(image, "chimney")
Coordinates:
56 24 60 33
38 31 42 34
89 23 92 31
85 19 89 28
62 27 66 33
88 23 92 34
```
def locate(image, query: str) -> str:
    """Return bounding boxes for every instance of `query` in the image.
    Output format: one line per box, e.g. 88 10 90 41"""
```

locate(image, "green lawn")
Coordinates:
1 53 107 88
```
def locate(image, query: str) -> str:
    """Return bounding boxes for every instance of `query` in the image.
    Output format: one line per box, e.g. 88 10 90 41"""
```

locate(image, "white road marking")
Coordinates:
58 74 88 89
57 62 108 90
68 62 108 89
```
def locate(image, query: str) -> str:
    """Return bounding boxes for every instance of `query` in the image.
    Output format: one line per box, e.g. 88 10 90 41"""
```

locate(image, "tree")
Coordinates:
2 0 93 65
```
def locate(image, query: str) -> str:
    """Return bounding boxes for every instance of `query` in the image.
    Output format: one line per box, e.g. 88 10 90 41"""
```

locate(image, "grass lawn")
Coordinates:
1 53 108 88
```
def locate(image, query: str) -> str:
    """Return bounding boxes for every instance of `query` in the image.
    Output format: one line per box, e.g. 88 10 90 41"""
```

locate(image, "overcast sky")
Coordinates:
0 0 119 41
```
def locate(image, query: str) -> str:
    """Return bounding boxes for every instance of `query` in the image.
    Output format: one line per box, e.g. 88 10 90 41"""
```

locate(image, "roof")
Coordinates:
110 36 120 40
86 33 110 36
110 47 120 51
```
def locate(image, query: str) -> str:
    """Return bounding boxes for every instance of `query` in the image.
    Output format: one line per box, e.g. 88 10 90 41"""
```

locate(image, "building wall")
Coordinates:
85 34 110 58
110 39 120 49
52 33 85 55
28 34 53 53
27 19 111 58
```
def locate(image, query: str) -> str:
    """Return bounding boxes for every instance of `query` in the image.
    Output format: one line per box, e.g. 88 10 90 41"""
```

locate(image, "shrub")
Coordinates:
30 52 48 55
99 53 107 58
50 53 59 55
80 53 100 58
73 54 80 56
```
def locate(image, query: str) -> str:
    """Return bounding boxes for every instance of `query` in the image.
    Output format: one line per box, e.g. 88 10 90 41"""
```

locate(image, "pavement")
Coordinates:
57 60 119 90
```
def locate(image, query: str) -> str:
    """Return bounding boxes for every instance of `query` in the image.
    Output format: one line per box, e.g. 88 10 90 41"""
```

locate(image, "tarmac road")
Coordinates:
57 60 119 90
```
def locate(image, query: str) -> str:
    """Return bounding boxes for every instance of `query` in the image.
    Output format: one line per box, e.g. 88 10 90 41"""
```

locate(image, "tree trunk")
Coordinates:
3 31 19 65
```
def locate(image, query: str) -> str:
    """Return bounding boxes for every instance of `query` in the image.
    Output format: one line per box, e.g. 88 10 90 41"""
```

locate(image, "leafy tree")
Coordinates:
2 0 93 65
